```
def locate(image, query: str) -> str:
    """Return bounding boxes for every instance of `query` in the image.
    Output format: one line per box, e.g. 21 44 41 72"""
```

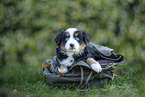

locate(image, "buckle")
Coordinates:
42 63 51 68
78 86 87 89
57 73 64 77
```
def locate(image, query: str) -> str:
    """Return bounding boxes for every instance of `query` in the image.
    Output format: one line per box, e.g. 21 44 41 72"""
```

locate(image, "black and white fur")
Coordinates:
55 28 102 73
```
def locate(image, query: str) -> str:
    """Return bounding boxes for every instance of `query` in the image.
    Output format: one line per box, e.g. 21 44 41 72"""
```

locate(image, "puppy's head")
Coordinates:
55 28 90 53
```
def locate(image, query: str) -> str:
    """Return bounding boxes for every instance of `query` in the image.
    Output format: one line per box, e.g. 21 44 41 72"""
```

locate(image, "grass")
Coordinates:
0 59 145 97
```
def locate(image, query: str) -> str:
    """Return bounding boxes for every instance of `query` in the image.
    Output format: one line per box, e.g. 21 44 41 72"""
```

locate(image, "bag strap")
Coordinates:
78 66 84 88
78 66 93 89
84 70 93 86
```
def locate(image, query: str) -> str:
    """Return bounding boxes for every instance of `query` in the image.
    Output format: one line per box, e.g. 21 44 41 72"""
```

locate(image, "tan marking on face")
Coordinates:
60 42 67 52
78 44 86 52
74 32 79 37
66 33 70 37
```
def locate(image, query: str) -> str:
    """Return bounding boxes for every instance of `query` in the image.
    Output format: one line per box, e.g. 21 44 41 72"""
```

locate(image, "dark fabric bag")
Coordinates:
42 42 127 88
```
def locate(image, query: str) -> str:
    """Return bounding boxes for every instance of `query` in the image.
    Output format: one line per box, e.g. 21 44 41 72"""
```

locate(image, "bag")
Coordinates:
42 42 127 88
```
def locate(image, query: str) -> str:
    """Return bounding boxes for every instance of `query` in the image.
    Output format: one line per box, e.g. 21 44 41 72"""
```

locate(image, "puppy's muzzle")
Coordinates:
69 43 75 48
67 43 78 52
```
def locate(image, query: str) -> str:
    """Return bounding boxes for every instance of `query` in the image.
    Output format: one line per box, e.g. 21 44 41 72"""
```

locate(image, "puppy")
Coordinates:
55 28 102 73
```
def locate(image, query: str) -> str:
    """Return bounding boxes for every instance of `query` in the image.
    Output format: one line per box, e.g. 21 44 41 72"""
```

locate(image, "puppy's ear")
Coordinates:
55 30 64 46
82 31 90 44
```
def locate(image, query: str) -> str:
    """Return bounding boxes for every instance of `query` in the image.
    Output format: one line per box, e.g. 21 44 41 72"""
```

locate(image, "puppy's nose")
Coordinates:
70 43 74 48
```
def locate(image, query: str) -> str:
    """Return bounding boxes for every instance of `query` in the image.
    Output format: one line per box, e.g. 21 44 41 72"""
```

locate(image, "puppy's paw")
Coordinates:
58 67 68 73
91 62 102 73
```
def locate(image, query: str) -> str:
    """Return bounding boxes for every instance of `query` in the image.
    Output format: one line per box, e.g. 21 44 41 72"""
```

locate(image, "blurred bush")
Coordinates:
0 0 145 74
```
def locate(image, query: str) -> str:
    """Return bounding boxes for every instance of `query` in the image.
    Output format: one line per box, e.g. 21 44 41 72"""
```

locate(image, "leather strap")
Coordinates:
84 70 93 86
78 66 84 87
78 66 93 89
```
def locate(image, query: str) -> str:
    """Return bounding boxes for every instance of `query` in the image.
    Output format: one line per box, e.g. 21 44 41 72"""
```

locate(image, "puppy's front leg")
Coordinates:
58 65 68 73
86 58 102 73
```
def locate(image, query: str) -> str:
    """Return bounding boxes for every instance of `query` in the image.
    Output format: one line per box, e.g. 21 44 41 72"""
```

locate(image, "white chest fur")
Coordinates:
60 55 74 67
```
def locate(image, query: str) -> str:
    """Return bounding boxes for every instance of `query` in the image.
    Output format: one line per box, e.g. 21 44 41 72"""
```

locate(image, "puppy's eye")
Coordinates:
75 37 79 41
65 37 69 41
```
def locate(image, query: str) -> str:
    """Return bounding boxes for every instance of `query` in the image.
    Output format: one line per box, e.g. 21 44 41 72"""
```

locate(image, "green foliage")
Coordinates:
0 0 145 96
